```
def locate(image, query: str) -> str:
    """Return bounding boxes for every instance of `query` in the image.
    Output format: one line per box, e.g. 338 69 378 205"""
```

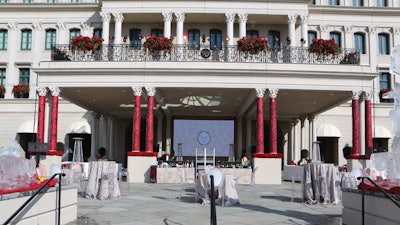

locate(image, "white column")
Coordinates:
287 15 297 47
238 13 248 38
368 0 374 7
360 97 366 155
31 22 42 99
300 117 306 150
175 12 185 44
112 13 124 45
300 15 308 46
393 27 400 46
344 26 353 49
5 23 18 99
89 113 99 161
166 115 172 154
225 13 235 45
368 26 377 73
291 119 299 162
108 117 114 160
157 115 164 156
236 117 243 158
100 12 110 45
56 21 68 45
308 116 316 150
246 117 252 156
162 12 172 38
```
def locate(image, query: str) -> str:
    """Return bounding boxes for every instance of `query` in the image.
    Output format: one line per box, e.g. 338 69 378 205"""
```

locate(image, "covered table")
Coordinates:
85 161 121 200
303 163 341 204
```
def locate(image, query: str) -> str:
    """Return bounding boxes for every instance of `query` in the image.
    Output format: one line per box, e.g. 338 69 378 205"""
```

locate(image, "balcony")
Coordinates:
51 44 360 65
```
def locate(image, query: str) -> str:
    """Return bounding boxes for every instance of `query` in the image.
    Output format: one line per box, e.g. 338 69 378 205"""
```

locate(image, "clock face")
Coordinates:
197 131 211 145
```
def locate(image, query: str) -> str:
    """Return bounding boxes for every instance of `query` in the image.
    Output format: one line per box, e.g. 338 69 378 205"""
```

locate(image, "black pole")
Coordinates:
210 175 217 225
361 177 365 225
58 173 62 225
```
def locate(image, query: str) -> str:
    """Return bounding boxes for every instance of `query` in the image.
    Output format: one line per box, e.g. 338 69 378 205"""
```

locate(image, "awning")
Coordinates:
373 125 392 138
18 120 37 133
317 123 341 137
68 120 91 134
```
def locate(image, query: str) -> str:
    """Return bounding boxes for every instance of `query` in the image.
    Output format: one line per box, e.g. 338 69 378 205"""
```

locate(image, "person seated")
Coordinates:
241 154 249 167
97 147 108 161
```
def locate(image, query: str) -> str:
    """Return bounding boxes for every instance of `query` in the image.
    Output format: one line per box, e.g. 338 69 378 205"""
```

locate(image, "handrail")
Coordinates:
357 176 400 225
3 172 66 225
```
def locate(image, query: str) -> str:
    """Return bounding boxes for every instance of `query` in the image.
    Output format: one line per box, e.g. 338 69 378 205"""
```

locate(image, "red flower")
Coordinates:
143 35 174 54
70 35 104 53
309 38 341 58
237 37 269 56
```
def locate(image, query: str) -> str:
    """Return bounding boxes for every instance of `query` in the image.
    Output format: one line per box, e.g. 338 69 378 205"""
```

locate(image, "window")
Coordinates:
45 29 56 50
71 0 81 2
0 69 5 85
310 0 316 4
379 73 390 90
308 31 317 46
69 29 80 40
376 0 387 7
0 29 7 50
354 32 365 54
0 0 10 2
378 33 389 55
246 30 259 38
93 28 102 38
188 29 200 50
209 29 222 50
47 0 57 3
19 69 30 84
21 29 32 50
328 0 339 5
330 32 341 47
24 0 34 2
268 30 280 50
151 29 163 38
353 0 363 6
129 29 142 49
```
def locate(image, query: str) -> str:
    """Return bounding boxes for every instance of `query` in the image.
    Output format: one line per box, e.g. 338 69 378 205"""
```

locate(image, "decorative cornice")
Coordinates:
368 26 377 34
268 89 279 98
344 25 353 34
132 86 142 96
49 87 60 96
319 25 328 33
255 88 266 98
225 13 236 24
162 12 173 22
145 87 156 96
56 22 66 30
238 13 248 23
175 12 185 23
36 87 47 96
112 13 124 23
32 22 42 31
7 22 17 31
100 12 111 23
393 27 400 35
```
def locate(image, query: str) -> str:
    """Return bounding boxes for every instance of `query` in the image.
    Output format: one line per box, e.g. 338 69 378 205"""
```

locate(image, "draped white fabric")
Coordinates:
85 161 121 200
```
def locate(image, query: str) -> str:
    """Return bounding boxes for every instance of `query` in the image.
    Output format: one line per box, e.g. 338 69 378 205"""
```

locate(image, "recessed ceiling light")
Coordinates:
211 110 221 113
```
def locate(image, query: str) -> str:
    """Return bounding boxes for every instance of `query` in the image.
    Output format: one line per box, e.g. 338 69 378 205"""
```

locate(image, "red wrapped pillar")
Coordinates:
352 91 361 155
256 88 265 154
48 87 61 155
269 89 278 154
132 87 142 152
365 92 373 153
145 87 155 153
36 87 47 143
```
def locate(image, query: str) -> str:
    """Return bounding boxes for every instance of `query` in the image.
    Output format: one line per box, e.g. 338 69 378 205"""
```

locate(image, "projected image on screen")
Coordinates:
173 119 234 156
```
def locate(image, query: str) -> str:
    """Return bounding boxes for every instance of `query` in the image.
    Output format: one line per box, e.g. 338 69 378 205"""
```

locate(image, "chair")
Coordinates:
250 167 258 186
290 174 304 204
178 166 196 201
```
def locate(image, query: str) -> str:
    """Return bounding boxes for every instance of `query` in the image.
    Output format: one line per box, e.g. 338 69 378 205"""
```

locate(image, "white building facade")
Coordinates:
0 0 399 183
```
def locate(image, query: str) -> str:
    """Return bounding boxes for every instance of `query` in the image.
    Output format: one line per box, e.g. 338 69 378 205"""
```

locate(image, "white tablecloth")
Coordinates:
303 163 341 204
196 171 240 206
85 161 121 200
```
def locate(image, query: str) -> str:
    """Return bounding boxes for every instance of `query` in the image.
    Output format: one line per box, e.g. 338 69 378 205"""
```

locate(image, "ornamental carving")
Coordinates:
268 89 279 98
238 13 248 23
56 22 66 30
162 12 173 22
255 88 266 98
287 15 297 24
352 91 360 100
49 87 60 96
7 22 17 31
132 87 142 96
100 12 111 23
32 22 42 31
225 13 235 24
112 13 124 23
36 87 47 96
145 87 156 96
175 12 185 23
300 15 308 24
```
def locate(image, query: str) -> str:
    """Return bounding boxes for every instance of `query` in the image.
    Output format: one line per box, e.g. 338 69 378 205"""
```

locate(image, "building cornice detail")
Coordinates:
175 12 185 23
238 13 248 23
256 88 265 98
100 12 111 23
225 13 236 23
268 89 279 98
49 87 60 96
162 12 173 22
132 87 142 96
112 13 124 23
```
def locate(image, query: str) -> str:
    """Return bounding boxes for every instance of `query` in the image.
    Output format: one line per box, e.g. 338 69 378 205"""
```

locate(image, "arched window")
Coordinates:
129 29 142 49
151 28 163 37
209 29 222 50
308 31 317 46
188 29 200 50
378 33 389 55
21 29 32 50
328 0 340 5
246 30 259 38
268 30 280 50
0 29 7 50
354 32 365 54
93 28 102 38
353 0 363 6
376 0 387 7
329 31 341 47
69 28 80 40
45 29 56 50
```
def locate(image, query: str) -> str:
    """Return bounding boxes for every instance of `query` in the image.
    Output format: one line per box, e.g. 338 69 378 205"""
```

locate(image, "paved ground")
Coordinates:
67 181 342 225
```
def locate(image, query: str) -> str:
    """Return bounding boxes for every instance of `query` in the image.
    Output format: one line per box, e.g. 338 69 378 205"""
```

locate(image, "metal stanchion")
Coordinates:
210 175 217 225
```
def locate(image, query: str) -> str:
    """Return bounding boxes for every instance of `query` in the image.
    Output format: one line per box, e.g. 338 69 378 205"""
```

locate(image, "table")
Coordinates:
219 168 252 184
283 165 304 181
157 167 195 183
303 163 341 204
85 161 121 200
196 171 240 206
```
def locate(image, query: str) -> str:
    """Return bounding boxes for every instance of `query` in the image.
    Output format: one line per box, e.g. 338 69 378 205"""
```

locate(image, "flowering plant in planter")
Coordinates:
237 37 269 56
309 38 341 58
143 35 174 54
12 84 29 98
70 35 104 54
0 84 5 98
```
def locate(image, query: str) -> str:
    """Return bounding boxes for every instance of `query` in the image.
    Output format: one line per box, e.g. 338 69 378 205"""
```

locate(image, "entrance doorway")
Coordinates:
317 137 339 165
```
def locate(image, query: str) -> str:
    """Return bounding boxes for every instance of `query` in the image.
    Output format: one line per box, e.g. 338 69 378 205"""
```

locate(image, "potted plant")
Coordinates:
143 35 174 56
70 35 104 54
237 36 269 57
12 84 29 98
309 38 341 59
0 84 5 98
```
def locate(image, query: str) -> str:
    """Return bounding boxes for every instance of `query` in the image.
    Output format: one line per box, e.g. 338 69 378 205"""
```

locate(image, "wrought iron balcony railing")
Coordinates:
51 44 360 65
